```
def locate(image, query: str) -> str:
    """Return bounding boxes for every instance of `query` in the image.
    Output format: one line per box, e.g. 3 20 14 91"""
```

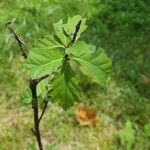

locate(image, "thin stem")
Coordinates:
29 76 49 150
67 20 82 47
39 100 48 123
6 21 27 59
29 79 43 150
71 20 82 43
6 21 50 150
36 74 49 84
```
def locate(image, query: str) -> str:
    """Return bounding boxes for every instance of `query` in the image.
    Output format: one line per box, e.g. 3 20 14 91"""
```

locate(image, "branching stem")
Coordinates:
6 18 82 150
6 21 49 150
39 99 48 123
29 79 43 150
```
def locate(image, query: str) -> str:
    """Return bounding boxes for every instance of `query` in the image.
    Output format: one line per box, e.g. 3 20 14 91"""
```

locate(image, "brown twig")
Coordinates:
36 74 49 84
29 79 43 150
71 20 82 43
67 20 82 47
29 76 49 150
6 20 27 59
31 128 36 135
6 20 50 150
39 100 48 123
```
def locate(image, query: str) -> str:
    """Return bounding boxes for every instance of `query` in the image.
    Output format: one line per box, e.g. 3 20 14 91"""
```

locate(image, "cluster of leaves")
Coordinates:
0 0 99 60
23 15 111 109
1 0 149 99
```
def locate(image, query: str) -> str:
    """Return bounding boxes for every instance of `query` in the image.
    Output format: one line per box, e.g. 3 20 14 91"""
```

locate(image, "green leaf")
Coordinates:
20 88 31 106
71 48 112 85
53 20 69 46
23 36 64 78
64 15 87 41
35 36 64 50
66 41 93 57
50 61 80 109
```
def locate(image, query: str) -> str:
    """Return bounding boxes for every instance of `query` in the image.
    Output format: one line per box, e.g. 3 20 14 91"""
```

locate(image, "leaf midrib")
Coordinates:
29 58 63 68
72 57 108 74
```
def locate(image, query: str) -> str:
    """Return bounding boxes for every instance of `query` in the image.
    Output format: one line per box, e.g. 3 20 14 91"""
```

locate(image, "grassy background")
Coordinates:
0 0 150 149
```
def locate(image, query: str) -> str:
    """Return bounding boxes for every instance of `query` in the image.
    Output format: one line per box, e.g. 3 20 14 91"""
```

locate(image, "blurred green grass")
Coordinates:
0 0 150 149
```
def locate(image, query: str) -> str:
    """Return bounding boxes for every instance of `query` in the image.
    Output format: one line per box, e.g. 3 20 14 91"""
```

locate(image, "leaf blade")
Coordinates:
23 36 64 78
53 20 69 46
50 61 80 109
66 41 93 57
64 15 87 41
72 48 112 85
